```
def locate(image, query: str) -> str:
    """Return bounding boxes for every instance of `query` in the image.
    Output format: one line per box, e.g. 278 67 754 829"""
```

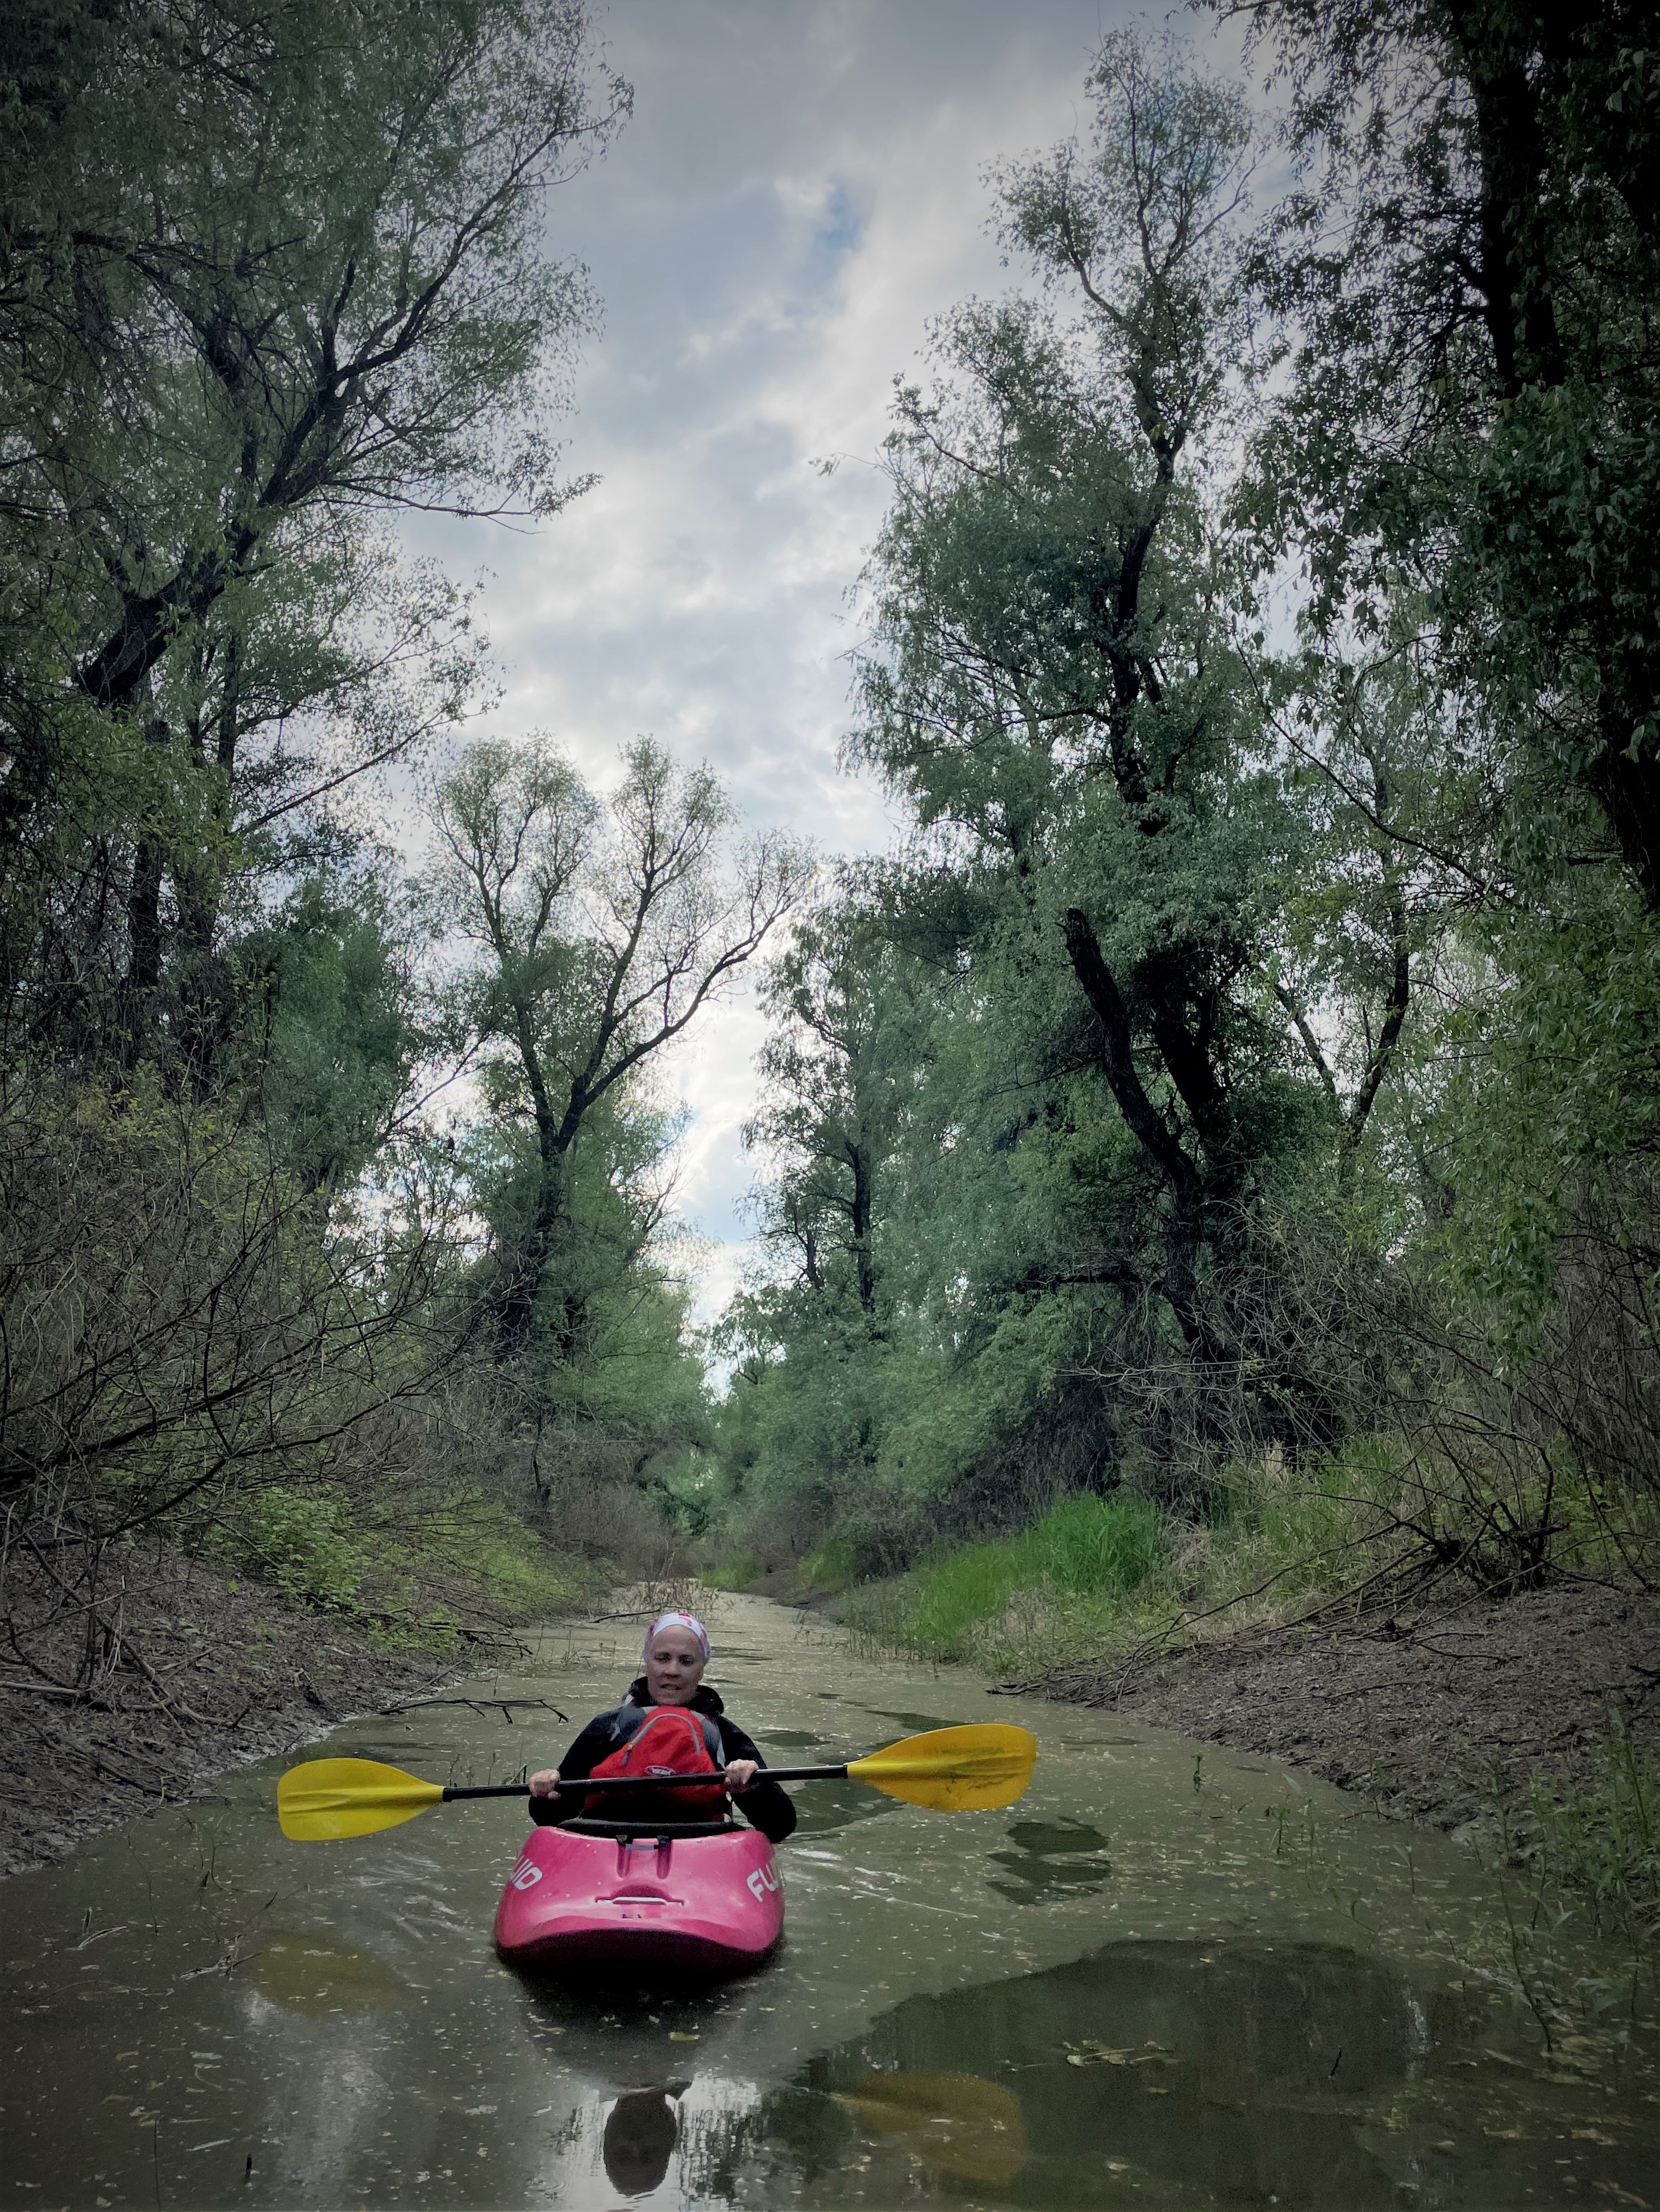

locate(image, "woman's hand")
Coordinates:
528 1768 562 1801
724 1758 759 1795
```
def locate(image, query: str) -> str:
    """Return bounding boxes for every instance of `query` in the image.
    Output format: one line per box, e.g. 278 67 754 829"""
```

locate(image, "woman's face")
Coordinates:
644 1627 706 1706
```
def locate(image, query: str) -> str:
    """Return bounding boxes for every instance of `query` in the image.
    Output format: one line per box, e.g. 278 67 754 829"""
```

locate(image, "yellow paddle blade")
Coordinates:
846 1724 1037 1810
277 1757 445 1842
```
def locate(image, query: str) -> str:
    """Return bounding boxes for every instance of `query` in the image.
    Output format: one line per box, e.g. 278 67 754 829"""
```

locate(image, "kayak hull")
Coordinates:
494 1824 783 1979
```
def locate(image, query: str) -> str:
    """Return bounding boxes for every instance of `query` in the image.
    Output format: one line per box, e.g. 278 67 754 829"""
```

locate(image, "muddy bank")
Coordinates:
1034 1582 1660 1832
0 1544 457 1876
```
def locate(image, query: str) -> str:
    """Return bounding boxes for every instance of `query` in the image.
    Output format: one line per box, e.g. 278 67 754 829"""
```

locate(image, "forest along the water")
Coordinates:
2 1596 1659 2209
2 0 1658 2156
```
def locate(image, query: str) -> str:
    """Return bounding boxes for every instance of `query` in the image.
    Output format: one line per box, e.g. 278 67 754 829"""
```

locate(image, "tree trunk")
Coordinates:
119 712 170 1065
1061 907 1230 1362
850 1143 875 1311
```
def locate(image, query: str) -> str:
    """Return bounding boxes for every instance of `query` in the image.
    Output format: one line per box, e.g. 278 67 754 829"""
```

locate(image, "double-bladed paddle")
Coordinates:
277 1723 1038 1842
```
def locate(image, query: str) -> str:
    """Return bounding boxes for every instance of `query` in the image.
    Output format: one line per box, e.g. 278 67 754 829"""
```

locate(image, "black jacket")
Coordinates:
532 1678 797 1843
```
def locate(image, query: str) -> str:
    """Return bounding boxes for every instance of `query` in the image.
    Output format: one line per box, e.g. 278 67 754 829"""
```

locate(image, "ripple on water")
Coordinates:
251 1932 408 2018
6 1591 1657 2211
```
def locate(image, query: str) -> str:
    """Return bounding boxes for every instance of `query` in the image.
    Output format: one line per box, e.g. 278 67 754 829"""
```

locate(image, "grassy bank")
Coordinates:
797 1456 1660 1977
835 1493 1164 1671
827 1445 1409 1677
823 1435 1658 1676
192 1485 612 1656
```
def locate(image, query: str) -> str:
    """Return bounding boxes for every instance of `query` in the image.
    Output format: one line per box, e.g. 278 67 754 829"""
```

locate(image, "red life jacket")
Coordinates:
584 1703 726 1821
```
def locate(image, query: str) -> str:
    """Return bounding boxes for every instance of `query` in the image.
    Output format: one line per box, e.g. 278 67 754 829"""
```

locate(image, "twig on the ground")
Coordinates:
122 1640 209 1728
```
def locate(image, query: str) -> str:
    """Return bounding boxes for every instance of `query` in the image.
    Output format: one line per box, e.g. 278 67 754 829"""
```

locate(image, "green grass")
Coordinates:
838 1444 1415 1676
1516 1722 1660 1959
798 1535 856 1594
702 1547 764 1592
842 1493 1164 1669
1474 1722 1660 2035
198 1484 608 1651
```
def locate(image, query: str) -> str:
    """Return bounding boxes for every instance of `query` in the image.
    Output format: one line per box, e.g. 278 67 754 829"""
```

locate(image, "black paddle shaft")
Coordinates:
442 1762 849 1802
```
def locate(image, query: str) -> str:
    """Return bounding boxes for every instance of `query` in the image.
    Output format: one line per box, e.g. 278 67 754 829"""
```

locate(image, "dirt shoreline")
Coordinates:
1033 1581 1660 1832
0 1546 457 1878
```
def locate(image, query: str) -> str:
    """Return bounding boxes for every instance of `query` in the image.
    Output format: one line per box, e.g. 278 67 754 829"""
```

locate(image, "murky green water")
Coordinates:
2 1595 1657 2209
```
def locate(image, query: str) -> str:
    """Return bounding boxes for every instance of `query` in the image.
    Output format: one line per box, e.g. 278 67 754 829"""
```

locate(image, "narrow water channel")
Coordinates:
3 1594 1656 2209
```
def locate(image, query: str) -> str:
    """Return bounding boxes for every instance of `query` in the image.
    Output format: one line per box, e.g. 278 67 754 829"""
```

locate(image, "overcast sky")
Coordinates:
417 0 1226 1323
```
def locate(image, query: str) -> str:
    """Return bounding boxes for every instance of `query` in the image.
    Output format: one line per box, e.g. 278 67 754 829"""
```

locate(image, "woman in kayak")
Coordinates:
527 1611 797 1842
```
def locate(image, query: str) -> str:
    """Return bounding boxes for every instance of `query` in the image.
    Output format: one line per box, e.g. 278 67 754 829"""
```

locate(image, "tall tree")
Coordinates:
744 880 931 1317
0 0 626 1061
1238 0 1660 902
426 735 812 1347
854 34 1332 1365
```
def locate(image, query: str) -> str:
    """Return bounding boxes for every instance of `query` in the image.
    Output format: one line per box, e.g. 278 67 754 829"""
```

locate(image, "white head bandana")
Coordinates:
642 1610 710 1664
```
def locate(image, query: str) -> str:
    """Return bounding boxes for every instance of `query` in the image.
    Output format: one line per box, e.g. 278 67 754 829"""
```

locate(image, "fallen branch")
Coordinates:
382 1694 569 1723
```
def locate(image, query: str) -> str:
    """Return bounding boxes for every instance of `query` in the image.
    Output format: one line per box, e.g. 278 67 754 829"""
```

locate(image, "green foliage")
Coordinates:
236 872 424 1193
713 21 1660 1839
1247 0 1660 902
1433 899 1660 1347
797 1536 856 1595
202 1482 606 1646
0 6 738 1681
425 732 809 1354
1040 1493 1166 1593
713 28 1379 1571
214 1489 368 1615
703 1548 765 1593
844 1494 1164 1668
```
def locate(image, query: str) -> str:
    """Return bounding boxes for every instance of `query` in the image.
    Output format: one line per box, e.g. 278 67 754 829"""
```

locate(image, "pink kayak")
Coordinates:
493 1822 784 1977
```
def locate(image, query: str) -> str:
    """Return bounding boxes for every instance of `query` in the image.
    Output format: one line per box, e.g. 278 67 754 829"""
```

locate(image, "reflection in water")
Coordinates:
833 2071 1027 2187
987 1817 1113 1903
788 1777 898 1839
749 1938 1470 2206
250 1931 407 2016
856 1707 951 1735
761 1730 834 1749
519 1976 721 2090
603 2088 680 2197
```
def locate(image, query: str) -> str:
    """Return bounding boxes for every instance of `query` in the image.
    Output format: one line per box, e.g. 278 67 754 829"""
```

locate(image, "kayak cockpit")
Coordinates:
493 1819 784 1980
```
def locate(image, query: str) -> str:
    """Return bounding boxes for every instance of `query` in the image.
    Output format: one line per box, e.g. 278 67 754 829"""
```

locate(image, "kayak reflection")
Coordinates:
603 2087 680 2197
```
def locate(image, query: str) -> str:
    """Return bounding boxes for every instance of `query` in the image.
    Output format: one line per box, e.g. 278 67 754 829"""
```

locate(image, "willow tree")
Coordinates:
743 882 937 1319
0 0 627 1062
427 736 812 1351
852 35 1342 1376
1226 0 1660 1533
1241 0 1660 905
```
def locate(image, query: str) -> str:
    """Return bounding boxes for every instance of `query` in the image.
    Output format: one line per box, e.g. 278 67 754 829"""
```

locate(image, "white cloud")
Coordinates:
405 0 1142 1322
